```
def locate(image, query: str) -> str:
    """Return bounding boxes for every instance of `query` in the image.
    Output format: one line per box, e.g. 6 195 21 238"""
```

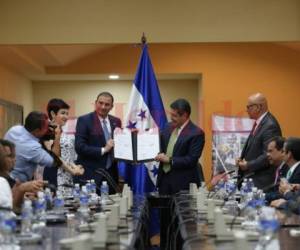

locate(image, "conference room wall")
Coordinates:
46 43 300 182
0 65 33 117
32 79 199 123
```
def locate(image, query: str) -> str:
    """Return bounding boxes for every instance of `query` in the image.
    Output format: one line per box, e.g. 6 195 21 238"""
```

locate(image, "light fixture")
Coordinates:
109 74 119 80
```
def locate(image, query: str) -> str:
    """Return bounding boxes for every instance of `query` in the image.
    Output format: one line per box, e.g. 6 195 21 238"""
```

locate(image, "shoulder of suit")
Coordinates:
108 115 121 123
77 112 95 120
186 121 204 134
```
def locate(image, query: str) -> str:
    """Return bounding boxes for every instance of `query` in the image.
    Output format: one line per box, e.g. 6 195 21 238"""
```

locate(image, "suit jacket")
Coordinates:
75 111 121 184
239 112 282 189
157 121 205 195
265 163 289 203
288 163 300 184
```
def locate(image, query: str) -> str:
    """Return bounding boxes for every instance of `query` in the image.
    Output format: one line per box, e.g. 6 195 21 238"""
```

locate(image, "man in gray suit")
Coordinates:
237 93 282 189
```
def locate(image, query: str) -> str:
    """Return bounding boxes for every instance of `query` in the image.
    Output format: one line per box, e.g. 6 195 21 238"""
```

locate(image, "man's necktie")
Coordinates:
251 121 257 136
163 127 179 173
274 166 280 185
102 120 112 169
286 168 292 180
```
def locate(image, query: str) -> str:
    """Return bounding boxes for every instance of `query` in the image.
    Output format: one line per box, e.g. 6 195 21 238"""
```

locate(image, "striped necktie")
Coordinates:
102 120 112 169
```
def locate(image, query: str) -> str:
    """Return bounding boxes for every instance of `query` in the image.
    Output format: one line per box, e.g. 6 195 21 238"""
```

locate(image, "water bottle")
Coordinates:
247 178 254 192
53 190 65 214
0 210 17 245
240 182 248 206
257 206 280 249
90 179 97 194
44 187 53 210
78 186 90 224
86 180 92 196
73 183 81 203
35 191 47 225
21 200 33 235
100 181 109 205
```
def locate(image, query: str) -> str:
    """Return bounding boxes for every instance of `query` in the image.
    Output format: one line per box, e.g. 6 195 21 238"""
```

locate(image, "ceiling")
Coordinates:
0 42 299 81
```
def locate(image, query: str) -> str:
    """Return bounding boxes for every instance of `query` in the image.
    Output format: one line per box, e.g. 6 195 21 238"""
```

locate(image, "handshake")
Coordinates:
63 162 85 176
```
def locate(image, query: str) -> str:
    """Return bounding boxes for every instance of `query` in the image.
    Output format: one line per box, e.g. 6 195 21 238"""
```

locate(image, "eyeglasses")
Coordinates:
246 103 259 110
4 153 15 159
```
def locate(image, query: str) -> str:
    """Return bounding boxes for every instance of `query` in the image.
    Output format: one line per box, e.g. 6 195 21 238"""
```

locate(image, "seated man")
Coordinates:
264 136 288 202
270 137 300 210
0 144 12 209
0 139 44 210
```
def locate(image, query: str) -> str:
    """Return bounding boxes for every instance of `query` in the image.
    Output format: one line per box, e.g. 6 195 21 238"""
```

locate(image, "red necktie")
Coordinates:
251 121 257 135
274 167 280 185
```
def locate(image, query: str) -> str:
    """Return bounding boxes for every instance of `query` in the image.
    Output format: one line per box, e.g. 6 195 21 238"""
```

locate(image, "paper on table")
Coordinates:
114 128 133 161
137 128 160 161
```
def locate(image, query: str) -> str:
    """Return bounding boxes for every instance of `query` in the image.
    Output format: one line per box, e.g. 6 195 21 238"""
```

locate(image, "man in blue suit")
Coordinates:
75 92 121 193
155 98 205 195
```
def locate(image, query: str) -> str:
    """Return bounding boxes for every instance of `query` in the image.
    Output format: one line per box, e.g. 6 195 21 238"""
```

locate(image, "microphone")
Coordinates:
262 183 279 193
58 183 75 189
236 171 255 188
0 206 12 211
95 169 121 194
207 169 237 198
44 182 58 191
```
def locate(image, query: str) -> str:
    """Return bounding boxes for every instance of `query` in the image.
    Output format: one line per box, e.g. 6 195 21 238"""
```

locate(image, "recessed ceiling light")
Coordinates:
109 75 119 80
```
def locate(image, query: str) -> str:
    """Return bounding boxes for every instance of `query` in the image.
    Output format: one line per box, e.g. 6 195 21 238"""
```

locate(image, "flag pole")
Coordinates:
141 33 147 45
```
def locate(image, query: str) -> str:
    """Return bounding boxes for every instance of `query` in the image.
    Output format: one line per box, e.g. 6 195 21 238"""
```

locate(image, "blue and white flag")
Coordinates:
118 44 167 195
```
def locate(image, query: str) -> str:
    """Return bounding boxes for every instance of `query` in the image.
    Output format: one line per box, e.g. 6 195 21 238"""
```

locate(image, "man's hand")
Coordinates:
19 180 44 193
69 163 85 176
270 198 287 208
155 153 170 163
279 179 293 194
104 139 114 153
236 158 248 171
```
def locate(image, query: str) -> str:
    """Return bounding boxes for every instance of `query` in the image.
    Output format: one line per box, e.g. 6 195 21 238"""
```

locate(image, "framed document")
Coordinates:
113 127 160 163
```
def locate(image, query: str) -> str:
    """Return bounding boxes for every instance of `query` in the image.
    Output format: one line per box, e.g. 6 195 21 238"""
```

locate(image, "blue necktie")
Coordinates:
102 120 112 169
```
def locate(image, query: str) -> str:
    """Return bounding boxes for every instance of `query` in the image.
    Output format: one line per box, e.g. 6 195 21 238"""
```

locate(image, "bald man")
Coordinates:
237 93 282 189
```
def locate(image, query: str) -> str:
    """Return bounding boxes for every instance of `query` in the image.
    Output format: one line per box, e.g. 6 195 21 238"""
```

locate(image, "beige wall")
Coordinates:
32 79 199 123
1 0 299 44
0 65 33 117
44 43 300 181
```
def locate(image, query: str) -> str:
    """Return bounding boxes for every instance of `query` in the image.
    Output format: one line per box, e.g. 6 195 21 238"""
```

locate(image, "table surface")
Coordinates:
173 194 300 250
17 196 148 250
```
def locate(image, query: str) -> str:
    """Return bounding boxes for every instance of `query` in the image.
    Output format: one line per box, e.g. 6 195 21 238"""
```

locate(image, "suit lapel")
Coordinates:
92 112 107 145
242 113 269 156
108 115 116 138
173 121 191 154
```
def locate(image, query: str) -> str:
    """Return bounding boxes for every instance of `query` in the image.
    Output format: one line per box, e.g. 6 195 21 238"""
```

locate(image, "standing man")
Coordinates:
75 92 121 193
155 98 205 195
237 93 282 189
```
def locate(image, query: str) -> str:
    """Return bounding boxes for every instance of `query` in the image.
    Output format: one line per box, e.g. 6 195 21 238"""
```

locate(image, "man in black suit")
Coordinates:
270 137 300 209
237 93 282 189
155 98 205 195
75 92 121 193
267 136 288 185
265 136 288 202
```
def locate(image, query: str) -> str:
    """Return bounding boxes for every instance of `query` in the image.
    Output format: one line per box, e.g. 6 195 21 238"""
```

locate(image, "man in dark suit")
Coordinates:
265 136 288 202
267 136 288 186
75 92 121 193
237 93 282 189
269 137 300 209
155 98 205 195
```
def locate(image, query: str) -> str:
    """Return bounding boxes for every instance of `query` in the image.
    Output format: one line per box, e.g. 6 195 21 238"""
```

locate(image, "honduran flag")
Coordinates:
118 44 167 195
